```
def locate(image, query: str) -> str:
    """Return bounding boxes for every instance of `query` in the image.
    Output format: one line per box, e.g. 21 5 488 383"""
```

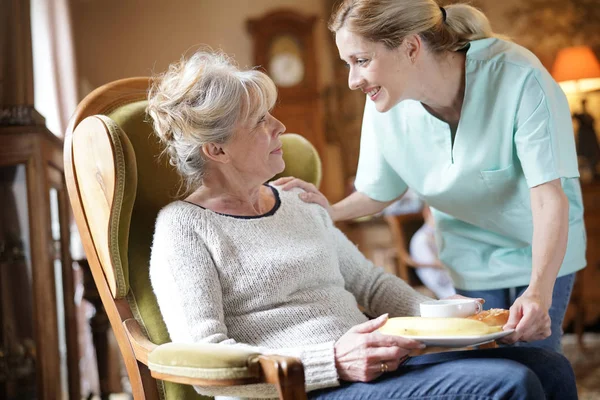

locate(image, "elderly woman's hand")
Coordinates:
271 177 332 214
500 288 551 344
334 314 424 382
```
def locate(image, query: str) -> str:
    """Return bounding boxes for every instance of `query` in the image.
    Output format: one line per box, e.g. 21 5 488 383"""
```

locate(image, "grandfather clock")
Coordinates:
247 10 329 193
0 0 79 398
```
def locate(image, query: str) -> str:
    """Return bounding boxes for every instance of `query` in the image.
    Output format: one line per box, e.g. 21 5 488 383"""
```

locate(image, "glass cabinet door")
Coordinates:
49 186 69 400
0 165 37 399
47 160 79 400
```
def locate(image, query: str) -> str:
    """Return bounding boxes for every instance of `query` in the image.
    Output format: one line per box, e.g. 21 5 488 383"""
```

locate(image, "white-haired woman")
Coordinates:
276 0 584 354
147 51 576 400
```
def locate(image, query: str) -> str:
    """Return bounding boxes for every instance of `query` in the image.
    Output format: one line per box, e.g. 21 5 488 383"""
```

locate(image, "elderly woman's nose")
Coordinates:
274 117 286 135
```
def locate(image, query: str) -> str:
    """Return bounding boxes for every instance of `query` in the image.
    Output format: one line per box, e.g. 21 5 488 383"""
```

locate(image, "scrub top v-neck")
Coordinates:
354 37 586 291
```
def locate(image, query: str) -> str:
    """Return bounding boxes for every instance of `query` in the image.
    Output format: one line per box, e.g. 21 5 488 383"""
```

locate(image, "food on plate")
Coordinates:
466 309 509 327
379 317 503 337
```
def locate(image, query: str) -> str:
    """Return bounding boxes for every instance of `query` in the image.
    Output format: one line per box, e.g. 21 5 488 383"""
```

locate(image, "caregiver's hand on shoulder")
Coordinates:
271 177 331 213
500 288 551 344
334 314 424 382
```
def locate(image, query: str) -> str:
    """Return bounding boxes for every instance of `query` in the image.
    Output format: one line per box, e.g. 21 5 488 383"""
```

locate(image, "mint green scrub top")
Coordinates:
354 38 586 290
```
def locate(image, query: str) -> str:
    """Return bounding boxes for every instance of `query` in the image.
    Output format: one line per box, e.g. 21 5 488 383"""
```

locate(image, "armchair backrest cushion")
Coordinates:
274 133 322 188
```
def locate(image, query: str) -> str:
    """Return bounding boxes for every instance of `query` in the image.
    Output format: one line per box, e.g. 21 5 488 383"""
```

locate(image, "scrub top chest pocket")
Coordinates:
480 164 529 213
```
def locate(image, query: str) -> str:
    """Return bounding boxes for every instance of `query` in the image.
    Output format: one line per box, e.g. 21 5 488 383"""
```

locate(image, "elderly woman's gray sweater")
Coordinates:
149 185 431 399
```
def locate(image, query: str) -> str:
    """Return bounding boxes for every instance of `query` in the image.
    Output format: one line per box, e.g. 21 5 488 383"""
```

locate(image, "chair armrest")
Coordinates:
258 354 306 400
123 319 307 399
123 318 157 366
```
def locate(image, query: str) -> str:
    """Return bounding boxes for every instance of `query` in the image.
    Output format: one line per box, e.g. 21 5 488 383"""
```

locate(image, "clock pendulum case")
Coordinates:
247 10 327 173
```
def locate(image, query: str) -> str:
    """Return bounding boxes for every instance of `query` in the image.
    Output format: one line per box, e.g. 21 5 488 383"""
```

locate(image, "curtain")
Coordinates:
31 0 78 137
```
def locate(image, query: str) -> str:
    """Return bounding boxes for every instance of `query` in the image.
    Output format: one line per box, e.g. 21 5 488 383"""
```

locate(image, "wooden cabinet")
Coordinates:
1 0 80 396
0 124 80 399
570 181 600 345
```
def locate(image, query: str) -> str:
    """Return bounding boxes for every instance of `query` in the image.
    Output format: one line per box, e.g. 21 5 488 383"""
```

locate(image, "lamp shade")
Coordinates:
552 46 600 81
552 46 600 93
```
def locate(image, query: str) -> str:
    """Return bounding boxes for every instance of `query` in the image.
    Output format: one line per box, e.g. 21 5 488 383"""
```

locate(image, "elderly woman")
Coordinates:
147 51 576 400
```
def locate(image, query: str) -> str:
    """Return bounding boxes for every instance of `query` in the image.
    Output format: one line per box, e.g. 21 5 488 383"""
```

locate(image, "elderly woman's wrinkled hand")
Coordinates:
333 314 424 382
272 177 332 214
500 289 551 344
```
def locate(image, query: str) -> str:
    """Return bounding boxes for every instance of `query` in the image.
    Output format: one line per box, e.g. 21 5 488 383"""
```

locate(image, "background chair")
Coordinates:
64 77 321 400
384 212 437 298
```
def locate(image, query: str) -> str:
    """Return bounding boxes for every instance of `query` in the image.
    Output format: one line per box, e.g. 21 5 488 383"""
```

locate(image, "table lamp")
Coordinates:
552 46 600 179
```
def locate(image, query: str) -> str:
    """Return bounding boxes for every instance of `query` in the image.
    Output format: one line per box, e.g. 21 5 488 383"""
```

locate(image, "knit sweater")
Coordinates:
149 185 431 399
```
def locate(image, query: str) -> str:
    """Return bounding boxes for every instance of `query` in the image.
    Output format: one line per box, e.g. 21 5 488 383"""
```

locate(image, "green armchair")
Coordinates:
64 77 322 400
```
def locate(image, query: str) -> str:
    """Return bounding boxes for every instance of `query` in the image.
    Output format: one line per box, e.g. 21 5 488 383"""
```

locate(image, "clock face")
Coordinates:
268 35 305 87
269 52 304 87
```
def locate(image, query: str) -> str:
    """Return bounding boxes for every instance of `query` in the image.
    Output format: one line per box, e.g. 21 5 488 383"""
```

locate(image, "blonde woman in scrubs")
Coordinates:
275 0 585 353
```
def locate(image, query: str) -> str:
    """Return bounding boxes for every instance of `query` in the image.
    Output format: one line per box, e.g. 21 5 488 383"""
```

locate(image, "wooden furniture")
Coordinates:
384 212 431 282
0 0 80 398
342 214 437 299
64 77 314 400
570 181 600 349
0 125 81 399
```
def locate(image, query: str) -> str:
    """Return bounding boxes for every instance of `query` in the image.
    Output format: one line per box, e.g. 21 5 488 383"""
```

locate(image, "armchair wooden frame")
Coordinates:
64 78 307 400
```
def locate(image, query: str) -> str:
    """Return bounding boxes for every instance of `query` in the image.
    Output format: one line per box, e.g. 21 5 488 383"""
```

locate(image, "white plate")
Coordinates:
397 329 515 348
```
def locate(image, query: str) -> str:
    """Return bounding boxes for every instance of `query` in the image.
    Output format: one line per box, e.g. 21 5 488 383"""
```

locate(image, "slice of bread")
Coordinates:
466 309 509 327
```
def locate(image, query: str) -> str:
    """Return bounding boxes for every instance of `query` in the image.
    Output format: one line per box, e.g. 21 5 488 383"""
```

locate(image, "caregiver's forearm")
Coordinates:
331 191 399 222
528 179 569 303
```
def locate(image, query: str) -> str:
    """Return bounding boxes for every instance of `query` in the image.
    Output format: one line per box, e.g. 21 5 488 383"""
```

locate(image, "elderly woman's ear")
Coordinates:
202 142 230 164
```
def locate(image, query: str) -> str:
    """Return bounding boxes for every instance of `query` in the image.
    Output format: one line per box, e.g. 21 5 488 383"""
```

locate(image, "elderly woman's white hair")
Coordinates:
147 50 277 192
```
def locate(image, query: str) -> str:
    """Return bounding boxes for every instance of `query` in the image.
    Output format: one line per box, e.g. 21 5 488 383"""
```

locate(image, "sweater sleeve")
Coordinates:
322 214 432 317
149 207 339 398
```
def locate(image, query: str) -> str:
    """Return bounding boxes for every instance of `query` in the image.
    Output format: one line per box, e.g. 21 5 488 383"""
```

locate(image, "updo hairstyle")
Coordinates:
147 50 277 191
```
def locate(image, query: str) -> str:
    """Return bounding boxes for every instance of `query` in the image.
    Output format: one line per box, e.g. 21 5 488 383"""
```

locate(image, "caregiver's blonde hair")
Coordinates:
329 0 504 52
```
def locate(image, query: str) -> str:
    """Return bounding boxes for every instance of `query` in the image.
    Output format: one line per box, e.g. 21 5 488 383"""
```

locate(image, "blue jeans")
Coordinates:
309 347 577 400
456 273 576 352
